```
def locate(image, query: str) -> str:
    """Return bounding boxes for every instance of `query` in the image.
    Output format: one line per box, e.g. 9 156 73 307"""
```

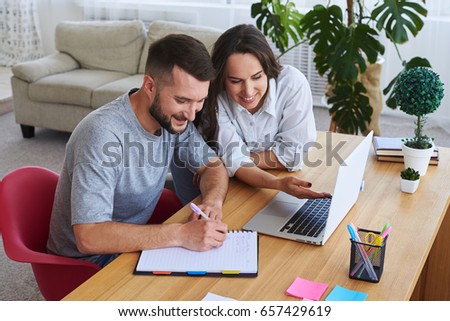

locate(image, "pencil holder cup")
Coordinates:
349 228 388 283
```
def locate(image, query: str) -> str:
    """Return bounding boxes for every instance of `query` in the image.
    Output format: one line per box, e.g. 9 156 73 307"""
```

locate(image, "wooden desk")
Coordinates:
63 132 450 301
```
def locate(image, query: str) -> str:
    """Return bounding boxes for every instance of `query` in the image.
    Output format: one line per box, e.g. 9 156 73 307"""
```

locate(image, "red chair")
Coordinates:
0 166 101 301
149 188 183 224
0 166 183 300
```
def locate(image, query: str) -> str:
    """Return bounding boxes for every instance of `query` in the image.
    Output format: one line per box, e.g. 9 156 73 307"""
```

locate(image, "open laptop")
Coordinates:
243 131 373 245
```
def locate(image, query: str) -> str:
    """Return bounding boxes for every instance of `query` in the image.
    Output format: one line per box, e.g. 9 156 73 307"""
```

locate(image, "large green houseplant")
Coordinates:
251 0 431 135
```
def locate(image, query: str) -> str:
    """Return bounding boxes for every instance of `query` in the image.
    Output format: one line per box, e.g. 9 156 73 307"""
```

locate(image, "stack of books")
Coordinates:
373 136 439 165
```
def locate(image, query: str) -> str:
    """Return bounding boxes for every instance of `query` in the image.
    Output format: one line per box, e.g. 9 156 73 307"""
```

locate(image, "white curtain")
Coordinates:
0 0 44 66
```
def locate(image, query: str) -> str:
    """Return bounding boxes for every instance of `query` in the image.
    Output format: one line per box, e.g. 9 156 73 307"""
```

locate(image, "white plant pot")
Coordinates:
400 178 420 194
402 143 434 176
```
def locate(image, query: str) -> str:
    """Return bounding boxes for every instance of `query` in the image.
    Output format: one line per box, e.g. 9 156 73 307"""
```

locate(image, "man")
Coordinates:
47 34 229 268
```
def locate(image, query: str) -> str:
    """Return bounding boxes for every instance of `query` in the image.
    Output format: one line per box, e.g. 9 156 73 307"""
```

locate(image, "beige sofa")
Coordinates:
11 20 222 138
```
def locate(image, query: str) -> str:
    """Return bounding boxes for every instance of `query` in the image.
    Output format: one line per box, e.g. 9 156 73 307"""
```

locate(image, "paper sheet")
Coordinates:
202 292 236 301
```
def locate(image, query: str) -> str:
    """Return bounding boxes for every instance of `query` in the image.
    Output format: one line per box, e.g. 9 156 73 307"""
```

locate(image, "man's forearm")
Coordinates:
198 158 228 207
73 221 183 254
74 219 229 255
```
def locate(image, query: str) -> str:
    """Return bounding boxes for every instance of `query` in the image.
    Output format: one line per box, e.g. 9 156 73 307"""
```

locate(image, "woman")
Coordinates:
171 24 331 204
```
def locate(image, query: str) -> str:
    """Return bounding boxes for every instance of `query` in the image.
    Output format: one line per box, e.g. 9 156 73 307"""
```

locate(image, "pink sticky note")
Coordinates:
285 277 328 301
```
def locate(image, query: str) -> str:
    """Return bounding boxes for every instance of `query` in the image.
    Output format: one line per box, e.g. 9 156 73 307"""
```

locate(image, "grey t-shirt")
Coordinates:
47 90 215 263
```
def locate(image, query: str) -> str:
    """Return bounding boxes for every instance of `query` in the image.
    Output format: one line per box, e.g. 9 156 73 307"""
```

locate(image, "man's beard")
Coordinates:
149 92 187 135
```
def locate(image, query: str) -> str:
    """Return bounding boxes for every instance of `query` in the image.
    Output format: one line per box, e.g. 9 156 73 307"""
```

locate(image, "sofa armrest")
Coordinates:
12 52 80 83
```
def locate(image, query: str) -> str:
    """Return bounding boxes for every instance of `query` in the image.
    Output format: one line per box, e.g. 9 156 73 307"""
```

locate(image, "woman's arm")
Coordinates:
250 150 285 170
234 165 331 199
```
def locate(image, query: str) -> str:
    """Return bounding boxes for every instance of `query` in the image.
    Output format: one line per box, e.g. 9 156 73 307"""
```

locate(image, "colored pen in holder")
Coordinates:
349 228 388 283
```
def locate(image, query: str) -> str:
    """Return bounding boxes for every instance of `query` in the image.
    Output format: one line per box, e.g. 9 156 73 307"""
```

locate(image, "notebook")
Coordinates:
134 230 258 277
243 131 373 245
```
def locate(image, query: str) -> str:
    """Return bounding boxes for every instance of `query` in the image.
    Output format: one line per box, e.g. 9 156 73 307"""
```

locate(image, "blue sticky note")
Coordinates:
325 285 368 301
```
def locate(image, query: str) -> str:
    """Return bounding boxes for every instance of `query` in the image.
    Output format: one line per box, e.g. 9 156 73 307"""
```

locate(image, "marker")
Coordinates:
380 226 391 239
190 203 210 221
351 225 392 277
347 224 378 281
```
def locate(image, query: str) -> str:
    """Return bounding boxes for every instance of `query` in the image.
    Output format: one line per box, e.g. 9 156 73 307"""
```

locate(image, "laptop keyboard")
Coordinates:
280 198 331 237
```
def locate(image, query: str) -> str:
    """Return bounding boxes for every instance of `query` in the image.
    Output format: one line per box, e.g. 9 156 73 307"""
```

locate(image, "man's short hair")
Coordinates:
145 34 215 86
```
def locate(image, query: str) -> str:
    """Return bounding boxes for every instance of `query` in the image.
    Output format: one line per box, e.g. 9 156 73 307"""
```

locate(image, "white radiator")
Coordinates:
269 42 328 108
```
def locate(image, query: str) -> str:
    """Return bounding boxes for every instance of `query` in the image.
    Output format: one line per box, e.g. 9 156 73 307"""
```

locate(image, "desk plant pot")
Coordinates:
400 167 420 194
402 143 434 176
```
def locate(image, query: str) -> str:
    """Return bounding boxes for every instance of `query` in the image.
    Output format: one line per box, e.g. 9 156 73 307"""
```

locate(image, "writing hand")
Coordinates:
180 219 228 251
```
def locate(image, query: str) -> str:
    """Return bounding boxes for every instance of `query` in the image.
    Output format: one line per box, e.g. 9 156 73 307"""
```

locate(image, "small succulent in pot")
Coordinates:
400 167 420 194
400 167 420 181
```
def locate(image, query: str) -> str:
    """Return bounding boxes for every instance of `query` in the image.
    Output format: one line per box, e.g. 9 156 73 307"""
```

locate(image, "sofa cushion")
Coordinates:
29 69 128 108
12 53 79 83
92 74 144 108
56 20 146 75
138 20 223 74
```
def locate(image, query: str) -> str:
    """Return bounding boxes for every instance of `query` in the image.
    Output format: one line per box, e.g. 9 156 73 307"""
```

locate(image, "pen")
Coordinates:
190 203 210 221
351 225 392 277
347 224 378 281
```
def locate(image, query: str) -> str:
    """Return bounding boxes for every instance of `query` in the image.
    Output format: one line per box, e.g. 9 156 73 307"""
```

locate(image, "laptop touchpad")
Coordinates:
262 201 299 218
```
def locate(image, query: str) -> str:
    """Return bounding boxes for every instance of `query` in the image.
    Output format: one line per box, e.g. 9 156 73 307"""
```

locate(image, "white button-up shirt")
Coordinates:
217 65 316 176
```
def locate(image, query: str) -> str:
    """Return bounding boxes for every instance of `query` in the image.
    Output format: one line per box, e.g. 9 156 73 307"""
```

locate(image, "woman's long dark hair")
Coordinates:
195 24 281 149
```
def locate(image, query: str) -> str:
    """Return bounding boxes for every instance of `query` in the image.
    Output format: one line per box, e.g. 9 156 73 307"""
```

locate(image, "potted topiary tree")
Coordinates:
392 66 444 176
251 0 430 135
400 167 420 194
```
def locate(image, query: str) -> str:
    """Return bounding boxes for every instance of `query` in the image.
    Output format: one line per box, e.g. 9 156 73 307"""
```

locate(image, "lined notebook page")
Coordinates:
135 231 258 274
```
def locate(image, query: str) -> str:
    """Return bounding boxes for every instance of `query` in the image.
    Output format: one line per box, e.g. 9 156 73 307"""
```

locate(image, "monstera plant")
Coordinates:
251 0 431 135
